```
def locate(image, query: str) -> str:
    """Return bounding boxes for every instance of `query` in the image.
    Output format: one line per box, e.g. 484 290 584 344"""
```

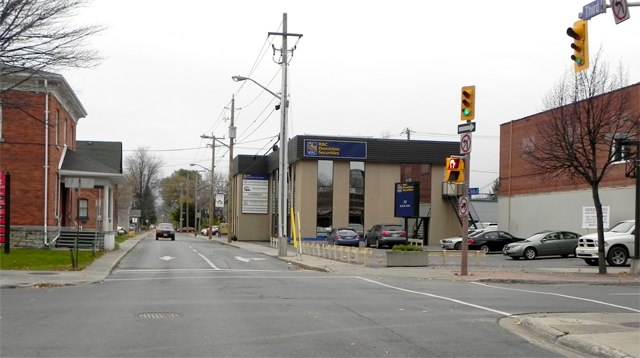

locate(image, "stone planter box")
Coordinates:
386 250 429 267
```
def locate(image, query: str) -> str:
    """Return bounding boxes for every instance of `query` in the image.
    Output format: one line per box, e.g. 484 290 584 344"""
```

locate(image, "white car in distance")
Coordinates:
576 220 636 266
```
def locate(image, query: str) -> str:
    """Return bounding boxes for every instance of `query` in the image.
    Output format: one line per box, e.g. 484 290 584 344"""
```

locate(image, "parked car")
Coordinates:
200 226 219 235
576 220 636 266
178 227 195 233
503 230 580 260
468 230 523 253
364 224 407 248
316 227 330 238
116 226 126 235
327 227 361 246
155 223 176 241
440 228 495 250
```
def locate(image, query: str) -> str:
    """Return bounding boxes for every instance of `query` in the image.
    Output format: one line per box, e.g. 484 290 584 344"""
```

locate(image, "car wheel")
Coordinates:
364 239 370 248
523 247 537 260
454 242 461 250
480 244 490 254
584 258 598 266
155 237 158 240
374 238 379 249
560 254 569 258
606 246 628 266
171 237 175 241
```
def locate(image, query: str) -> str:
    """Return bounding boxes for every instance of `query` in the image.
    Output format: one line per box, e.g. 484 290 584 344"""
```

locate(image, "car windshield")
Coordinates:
523 233 546 242
338 229 357 235
609 221 634 233
157 223 173 230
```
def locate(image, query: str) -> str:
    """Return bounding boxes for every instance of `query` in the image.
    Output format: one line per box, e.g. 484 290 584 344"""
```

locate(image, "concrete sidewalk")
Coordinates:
1 234 638 358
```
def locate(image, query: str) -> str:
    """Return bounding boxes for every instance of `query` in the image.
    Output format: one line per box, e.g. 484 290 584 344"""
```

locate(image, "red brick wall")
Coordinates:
499 84 638 197
0 89 77 226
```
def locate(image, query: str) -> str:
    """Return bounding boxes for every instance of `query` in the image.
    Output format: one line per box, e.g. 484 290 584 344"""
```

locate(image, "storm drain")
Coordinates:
137 312 180 319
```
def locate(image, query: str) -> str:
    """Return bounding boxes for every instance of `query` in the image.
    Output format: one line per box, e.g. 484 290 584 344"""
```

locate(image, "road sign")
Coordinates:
457 122 476 134
612 0 630 24
582 0 606 20
469 187 480 195
460 133 472 154
458 196 469 216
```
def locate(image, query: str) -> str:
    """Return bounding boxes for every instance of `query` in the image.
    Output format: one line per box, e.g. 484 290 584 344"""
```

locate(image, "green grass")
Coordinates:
0 248 103 270
0 234 129 270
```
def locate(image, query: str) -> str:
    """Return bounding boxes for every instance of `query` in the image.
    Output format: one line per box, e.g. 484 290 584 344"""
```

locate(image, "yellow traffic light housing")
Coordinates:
445 156 465 183
460 86 475 121
566 20 589 73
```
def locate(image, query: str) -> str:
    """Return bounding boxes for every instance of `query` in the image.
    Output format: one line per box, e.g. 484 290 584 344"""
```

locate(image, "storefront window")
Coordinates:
317 160 333 231
349 162 365 233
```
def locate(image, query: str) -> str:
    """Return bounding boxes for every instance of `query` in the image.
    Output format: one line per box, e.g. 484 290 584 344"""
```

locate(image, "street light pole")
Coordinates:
228 96 236 243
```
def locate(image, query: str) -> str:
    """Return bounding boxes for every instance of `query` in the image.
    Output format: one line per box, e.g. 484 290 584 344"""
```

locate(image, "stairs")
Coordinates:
55 229 104 251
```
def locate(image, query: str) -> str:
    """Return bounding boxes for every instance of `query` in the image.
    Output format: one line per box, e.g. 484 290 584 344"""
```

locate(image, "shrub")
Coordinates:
391 244 423 251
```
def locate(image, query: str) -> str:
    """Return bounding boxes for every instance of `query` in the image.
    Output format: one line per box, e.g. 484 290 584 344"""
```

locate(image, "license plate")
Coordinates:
392 233 398 237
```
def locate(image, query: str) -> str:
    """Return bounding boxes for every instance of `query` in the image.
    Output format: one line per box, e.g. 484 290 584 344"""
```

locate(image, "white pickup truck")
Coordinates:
576 220 636 266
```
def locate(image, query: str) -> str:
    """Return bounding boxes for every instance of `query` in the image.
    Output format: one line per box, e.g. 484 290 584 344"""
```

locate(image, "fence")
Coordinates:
301 242 373 265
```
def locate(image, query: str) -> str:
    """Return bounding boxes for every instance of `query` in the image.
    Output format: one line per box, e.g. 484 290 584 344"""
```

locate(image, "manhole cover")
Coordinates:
137 312 180 319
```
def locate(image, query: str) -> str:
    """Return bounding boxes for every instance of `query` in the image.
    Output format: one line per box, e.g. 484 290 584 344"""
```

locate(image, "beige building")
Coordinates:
228 135 476 245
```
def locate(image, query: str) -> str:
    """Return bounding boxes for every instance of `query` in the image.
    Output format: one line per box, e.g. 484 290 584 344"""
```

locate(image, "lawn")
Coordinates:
0 234 128 270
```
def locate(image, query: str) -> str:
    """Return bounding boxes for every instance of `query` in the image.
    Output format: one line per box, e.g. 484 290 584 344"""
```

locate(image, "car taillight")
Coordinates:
401 231 407 236
468 238 475 244
336 235 343 239
381 231 390 236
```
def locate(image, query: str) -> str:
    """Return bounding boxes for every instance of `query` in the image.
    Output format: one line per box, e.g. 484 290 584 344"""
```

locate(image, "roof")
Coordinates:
59 141 123 179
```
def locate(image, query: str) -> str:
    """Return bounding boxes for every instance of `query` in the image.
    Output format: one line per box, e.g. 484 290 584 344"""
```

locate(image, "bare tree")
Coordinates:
125 147 163 228
0 0 104 77
523 53 638 274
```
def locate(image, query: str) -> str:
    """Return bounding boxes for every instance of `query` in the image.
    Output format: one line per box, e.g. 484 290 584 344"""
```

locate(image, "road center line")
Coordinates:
183 243 220 270
356 277 513 317
470 282 640 313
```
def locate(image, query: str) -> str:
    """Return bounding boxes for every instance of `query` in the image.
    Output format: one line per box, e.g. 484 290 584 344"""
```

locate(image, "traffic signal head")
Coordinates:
445 156 465 183
566 20 589 73
460 86 475 121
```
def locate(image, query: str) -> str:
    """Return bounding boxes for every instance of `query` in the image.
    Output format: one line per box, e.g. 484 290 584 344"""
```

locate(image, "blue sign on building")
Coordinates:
394 181 419 218
304 140 367 160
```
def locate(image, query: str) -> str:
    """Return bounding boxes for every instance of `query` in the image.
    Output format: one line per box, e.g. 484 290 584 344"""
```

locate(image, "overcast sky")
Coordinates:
62 0 640 192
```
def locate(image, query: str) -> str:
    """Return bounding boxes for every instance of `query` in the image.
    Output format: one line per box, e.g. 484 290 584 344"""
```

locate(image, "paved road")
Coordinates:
1 233 638 357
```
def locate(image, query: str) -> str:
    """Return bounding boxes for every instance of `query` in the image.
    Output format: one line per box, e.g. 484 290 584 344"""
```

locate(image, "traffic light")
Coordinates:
566 19 589 73
460 86 475 121
445 156 465 183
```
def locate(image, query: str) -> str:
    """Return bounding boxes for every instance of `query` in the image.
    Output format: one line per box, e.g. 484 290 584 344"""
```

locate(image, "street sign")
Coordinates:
458 196 469 217
469 187 480 195
582 0 606 20
612 0 630 24
458 122 476 134
460 133 472 154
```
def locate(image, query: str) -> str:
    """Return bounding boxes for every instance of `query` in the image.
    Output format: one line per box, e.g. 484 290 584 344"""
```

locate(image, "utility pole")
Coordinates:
200 134 216 240
179 183 184 230
194 174 199 236
186 173 190 229
269 13 303 257
228 96 236 243
401 127 412 141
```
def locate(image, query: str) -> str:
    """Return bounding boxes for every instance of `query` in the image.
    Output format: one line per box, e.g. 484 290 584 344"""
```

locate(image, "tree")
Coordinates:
522 53 638 274
0 0 104 78
125 147 163 228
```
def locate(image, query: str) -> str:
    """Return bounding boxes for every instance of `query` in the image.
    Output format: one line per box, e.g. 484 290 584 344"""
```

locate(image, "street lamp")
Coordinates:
233 75 288 257
190 163 213 240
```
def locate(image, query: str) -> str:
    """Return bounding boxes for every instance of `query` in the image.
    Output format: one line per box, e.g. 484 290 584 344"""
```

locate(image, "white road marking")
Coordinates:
182 243 220 270
356 277 514 317
470 282 640 313
235 256 268 262
159 256 174 261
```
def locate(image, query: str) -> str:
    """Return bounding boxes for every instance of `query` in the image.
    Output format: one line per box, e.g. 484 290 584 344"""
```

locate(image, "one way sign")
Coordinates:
458 122 476 134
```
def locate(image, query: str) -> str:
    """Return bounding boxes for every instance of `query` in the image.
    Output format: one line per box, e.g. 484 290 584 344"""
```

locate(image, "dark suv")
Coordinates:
155 223 176 241
364 224 407 248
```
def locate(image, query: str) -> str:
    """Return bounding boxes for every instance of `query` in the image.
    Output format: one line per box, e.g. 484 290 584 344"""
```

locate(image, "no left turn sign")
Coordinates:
613 0 630 24
458 196 469 217
460 133 472 154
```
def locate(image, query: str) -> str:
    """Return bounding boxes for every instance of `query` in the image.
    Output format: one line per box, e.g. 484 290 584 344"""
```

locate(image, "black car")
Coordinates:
364 224 407 248
467 230 522 253
155 223 176 241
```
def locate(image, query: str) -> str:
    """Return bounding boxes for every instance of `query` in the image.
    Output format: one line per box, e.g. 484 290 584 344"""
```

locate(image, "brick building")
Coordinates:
498 82 639 238
0 67 123 249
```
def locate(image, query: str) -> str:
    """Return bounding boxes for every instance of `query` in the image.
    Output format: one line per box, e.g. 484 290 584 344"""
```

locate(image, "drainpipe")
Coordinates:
44 79 50 245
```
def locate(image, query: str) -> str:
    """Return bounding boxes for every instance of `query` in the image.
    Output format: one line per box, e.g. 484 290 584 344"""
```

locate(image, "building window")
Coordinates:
317 160 333 230
349 162 365 231
55 109 59 147
78 198 89 221
611 136 632 162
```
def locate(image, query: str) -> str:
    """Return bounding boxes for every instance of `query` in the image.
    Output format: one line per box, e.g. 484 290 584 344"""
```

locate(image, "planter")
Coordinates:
386 250 429 267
